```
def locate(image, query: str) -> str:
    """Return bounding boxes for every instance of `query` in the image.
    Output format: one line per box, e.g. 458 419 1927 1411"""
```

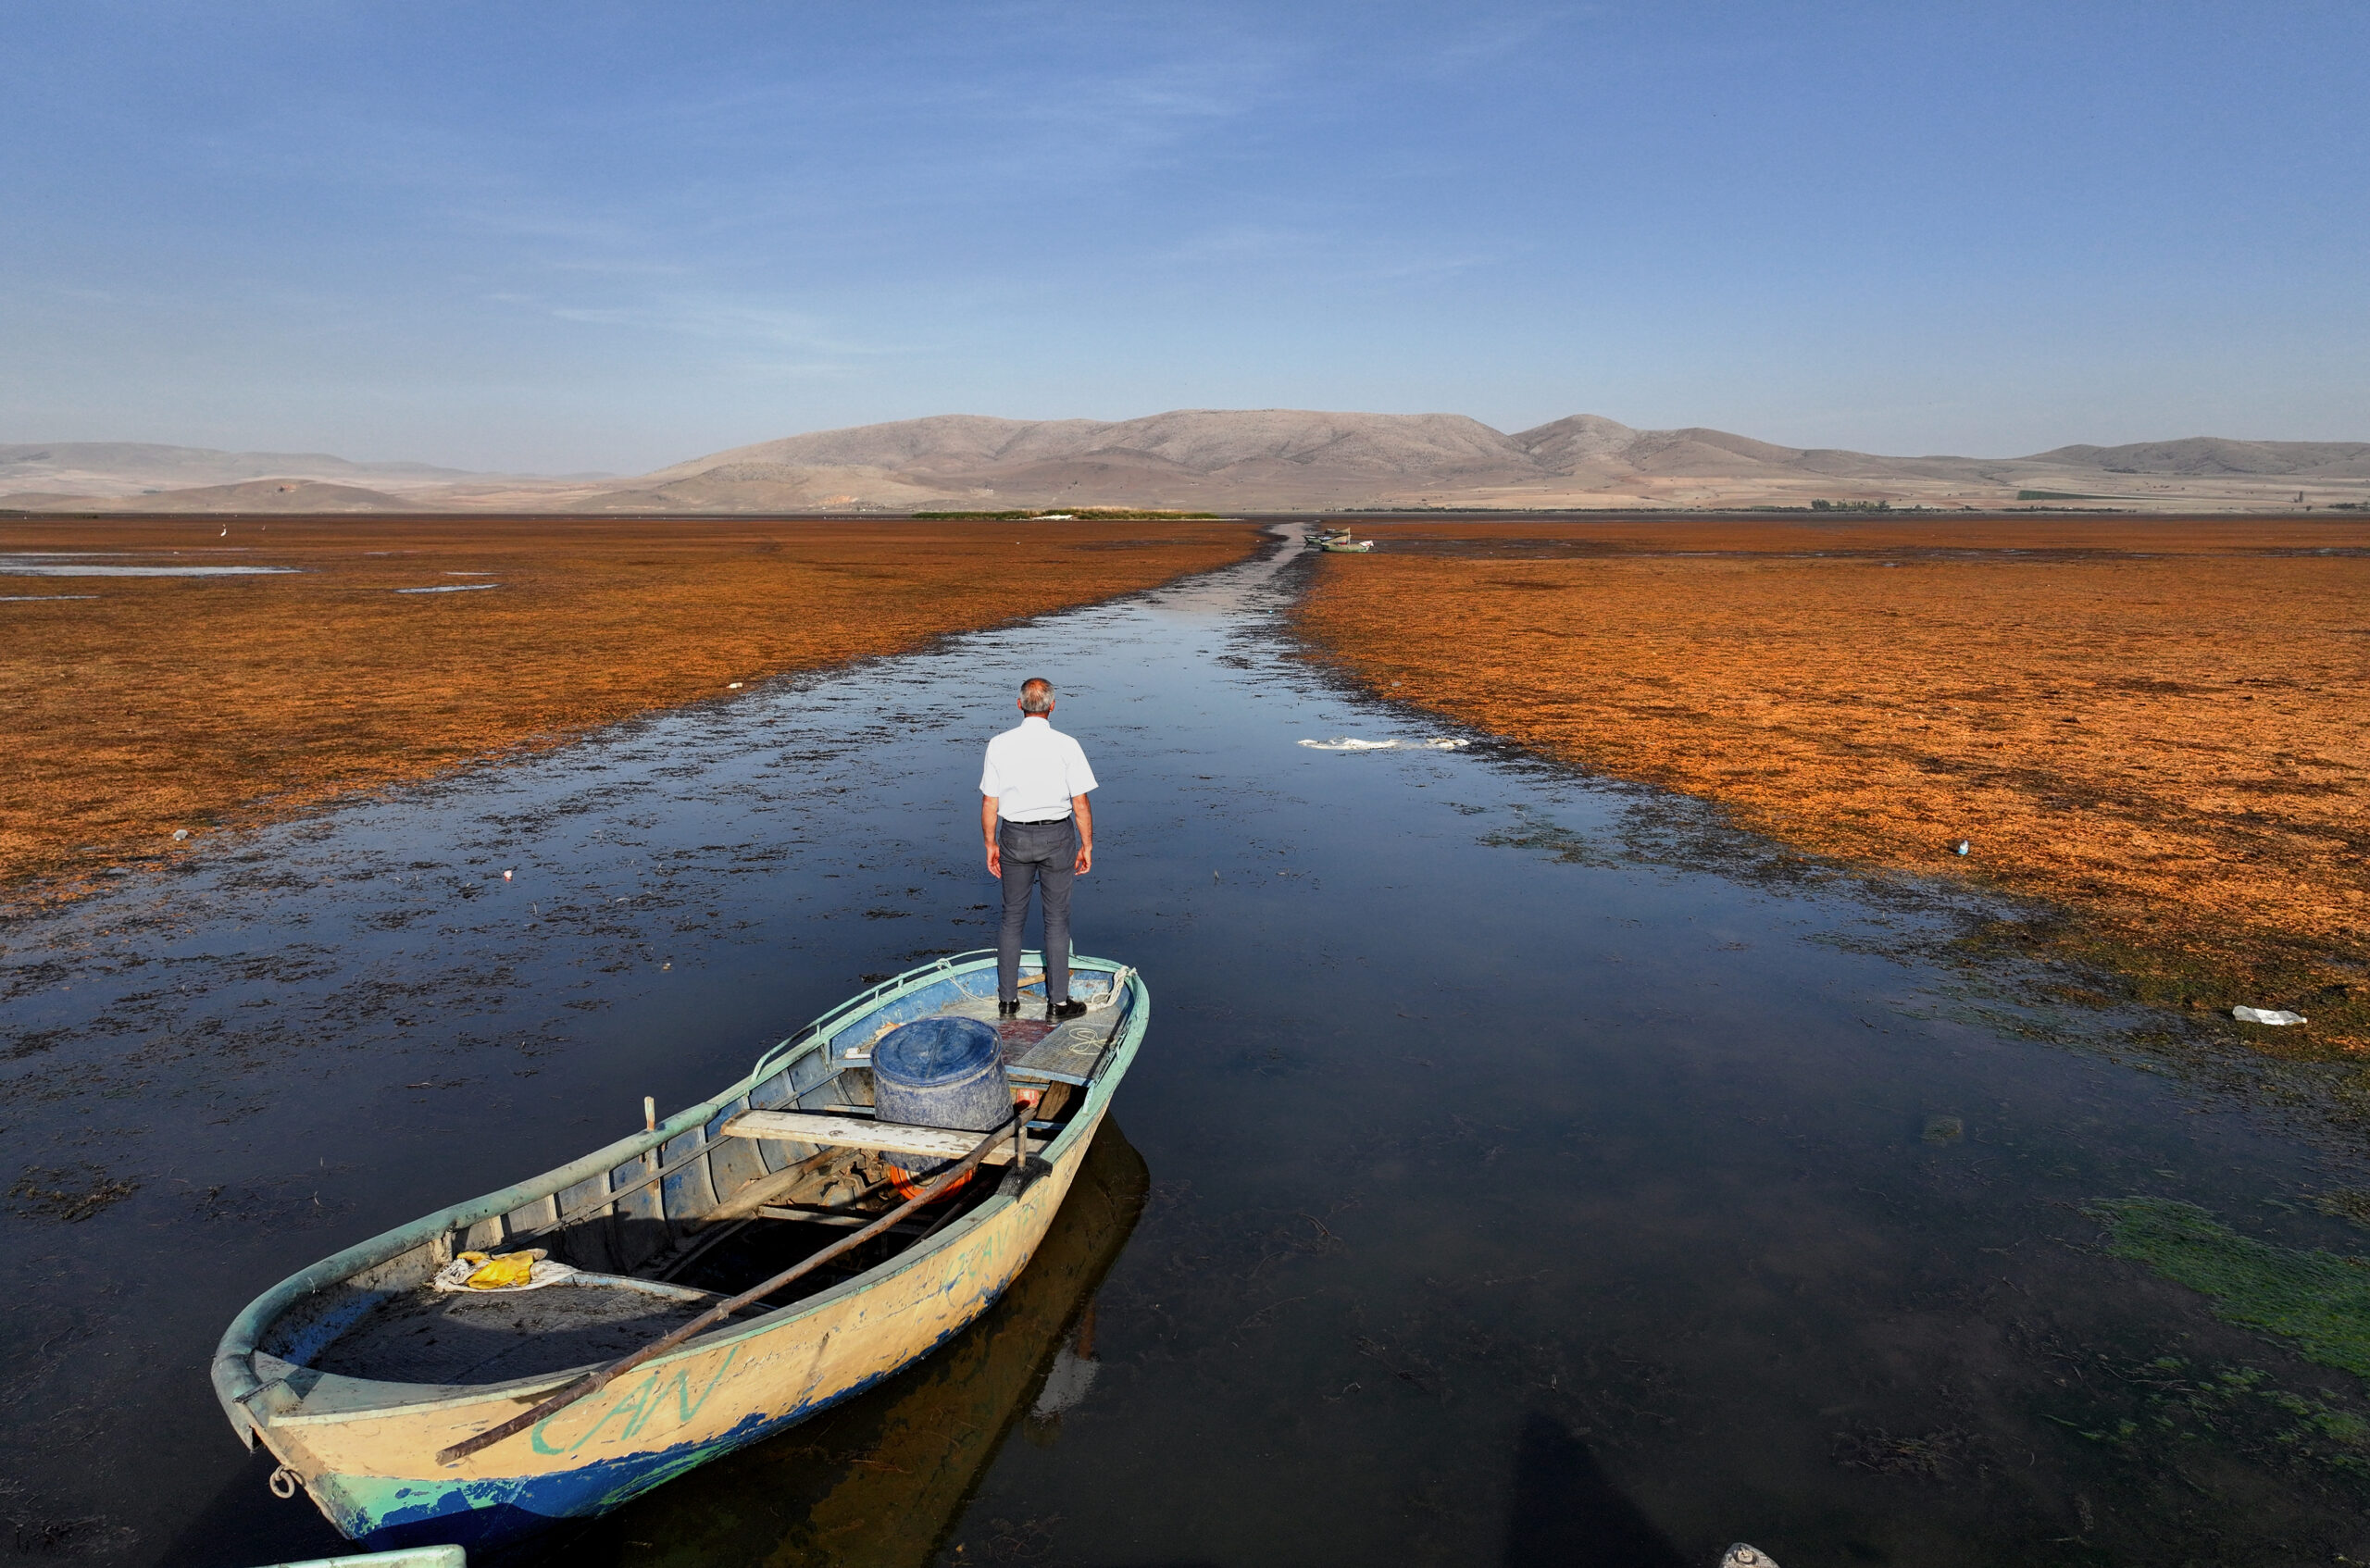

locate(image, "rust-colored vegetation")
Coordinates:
2 515 1257 900
1297 516 2370 1050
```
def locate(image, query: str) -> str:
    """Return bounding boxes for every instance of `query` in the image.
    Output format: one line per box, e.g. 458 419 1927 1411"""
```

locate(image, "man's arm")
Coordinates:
981 793 1002 877
1071 794 1092 876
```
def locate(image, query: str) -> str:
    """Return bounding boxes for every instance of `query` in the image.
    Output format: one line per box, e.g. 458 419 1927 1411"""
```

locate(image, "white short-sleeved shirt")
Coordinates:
979 716 1098 823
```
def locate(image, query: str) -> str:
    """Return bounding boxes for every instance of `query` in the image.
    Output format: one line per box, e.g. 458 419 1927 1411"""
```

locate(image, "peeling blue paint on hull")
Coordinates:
342 1308 991 1551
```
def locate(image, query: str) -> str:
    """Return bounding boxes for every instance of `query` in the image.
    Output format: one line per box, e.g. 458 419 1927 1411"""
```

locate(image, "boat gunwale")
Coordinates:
262 1105 1114 1432
212 951 1145 1440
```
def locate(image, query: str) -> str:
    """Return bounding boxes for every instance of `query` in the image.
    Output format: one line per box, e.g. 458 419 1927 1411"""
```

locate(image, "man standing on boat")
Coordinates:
981 678 1097 1022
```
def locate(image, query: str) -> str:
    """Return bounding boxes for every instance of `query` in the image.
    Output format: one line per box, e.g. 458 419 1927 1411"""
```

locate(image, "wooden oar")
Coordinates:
435 1110 1023 1466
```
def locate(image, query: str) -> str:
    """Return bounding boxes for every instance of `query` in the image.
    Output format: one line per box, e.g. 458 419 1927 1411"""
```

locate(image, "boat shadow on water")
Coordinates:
541 1114 1153 1568
545 1123 1700 1568
172 1114 1715 1568
1501 1413 1692 1568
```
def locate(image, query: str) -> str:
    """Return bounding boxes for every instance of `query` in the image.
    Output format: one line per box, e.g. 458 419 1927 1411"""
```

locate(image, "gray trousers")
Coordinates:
997 816 1078 1005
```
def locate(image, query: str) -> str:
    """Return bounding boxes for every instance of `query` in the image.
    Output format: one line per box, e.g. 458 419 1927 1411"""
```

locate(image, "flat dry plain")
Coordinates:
1 515 1257 901
1298 516 2370 1051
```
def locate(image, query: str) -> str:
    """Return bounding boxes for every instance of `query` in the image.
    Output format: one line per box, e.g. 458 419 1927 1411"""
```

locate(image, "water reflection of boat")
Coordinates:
563 1114 1150 1568
210 952 1150 1554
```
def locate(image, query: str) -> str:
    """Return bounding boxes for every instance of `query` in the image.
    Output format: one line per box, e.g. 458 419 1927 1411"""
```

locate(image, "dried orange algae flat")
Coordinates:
2 515 1257 900
1297 516 2370 1049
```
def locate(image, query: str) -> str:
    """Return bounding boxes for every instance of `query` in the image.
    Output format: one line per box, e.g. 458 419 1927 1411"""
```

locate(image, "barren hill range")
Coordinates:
0 442 607 512
7 414 2367 514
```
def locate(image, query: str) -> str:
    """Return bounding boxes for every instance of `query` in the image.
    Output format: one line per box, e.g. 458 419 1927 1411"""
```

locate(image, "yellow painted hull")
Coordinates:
262 1112 1098 1546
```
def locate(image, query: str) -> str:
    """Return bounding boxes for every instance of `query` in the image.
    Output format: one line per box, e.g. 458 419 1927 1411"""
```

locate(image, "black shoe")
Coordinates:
998 999 1021 1018
1049 999 1088 1021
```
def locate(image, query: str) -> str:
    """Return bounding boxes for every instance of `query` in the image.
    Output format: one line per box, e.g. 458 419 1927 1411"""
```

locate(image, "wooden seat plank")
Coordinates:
725 1110 1045 1165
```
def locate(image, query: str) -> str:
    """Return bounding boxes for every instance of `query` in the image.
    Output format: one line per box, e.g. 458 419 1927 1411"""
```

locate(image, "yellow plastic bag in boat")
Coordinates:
430 1248 576 1292
463 1250 542 1288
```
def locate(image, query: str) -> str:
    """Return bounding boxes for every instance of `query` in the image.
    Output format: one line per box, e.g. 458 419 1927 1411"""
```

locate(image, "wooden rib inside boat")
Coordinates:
211 952 1148 1552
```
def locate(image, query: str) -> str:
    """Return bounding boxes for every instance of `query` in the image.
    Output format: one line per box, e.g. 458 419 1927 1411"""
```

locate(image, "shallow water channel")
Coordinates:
6 532 2370 1566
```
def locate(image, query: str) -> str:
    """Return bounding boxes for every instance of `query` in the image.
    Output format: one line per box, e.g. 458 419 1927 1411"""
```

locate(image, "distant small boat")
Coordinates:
212 952 1148 1552
1312 524 1375 553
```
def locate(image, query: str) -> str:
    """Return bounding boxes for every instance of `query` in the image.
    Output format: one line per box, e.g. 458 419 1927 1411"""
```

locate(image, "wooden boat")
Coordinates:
212 952 1148 1552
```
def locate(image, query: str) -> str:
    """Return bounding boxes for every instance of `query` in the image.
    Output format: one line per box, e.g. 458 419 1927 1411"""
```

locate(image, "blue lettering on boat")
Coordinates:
530 1343 742 1455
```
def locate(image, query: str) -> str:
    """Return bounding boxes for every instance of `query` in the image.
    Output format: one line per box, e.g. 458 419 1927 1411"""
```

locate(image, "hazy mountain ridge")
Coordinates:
2 442 475 491
6 416 2364 515
129 479 415 512
573 461 952 514
625 410 2370 511
2023 438 2370 478
0 442 607 502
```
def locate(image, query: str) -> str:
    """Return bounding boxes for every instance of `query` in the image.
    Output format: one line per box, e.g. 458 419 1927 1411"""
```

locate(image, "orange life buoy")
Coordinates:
886 1164 972 1201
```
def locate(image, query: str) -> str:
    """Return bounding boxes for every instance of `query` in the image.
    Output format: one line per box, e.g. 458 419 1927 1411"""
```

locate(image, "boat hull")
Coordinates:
216 951 1148 1550
264 1107 1104 1550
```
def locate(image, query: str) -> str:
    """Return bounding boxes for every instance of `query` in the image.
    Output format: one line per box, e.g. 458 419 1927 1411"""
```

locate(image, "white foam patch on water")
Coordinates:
0 594 99 602
1298 736 1469 752
395 582 501 593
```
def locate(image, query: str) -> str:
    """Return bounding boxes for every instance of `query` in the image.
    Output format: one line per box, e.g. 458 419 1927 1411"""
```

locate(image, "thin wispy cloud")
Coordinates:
525 293 914 359
1421 4 1601 72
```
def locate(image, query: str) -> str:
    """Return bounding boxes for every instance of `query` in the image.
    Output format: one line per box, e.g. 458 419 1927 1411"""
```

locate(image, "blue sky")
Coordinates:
3 1 2363 473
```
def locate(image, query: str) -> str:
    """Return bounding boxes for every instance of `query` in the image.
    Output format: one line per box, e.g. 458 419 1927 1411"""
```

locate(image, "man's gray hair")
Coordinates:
1019 678 1055 715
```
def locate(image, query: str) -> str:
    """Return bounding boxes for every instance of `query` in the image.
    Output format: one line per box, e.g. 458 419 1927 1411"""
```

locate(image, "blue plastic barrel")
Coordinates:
872 1017 1011 1189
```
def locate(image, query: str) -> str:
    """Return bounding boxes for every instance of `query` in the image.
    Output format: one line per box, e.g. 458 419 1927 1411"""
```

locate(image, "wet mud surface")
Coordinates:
7 532 2370 1564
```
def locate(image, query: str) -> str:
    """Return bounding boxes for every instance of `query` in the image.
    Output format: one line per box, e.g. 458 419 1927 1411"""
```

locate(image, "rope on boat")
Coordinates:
1087 965 1133 1010
267 1465 299 1499
433 1108 1028 1467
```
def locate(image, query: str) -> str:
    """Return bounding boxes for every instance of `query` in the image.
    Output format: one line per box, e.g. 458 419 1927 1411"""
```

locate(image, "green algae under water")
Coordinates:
2091 1197 2370 1378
